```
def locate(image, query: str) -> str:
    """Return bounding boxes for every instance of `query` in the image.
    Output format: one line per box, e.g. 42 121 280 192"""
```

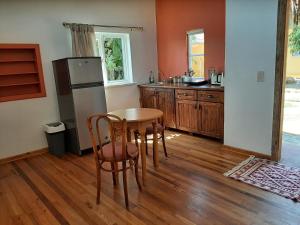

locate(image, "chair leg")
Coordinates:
134 157 142 190
134 131 139 148
162 131 168 157
122 161 129 209
96 166 101 204
152 136 155 162
129 159 134 170
111 162 117 186
145 135 148 155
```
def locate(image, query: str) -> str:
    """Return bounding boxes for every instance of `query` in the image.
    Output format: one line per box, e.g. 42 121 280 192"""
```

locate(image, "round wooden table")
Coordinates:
108 108 163 185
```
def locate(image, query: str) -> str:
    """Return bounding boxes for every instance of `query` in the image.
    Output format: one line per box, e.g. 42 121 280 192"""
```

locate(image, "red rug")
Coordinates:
224 156 300 201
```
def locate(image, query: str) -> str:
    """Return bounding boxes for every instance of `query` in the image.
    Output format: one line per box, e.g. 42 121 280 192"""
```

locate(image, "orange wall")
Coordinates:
156 0 225 79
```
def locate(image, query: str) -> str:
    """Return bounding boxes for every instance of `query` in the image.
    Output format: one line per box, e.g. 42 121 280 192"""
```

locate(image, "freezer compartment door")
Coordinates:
72 86 108 151
68 58 103 85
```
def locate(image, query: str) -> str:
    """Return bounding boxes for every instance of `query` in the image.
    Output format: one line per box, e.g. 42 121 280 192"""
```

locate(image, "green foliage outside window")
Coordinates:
289 25 300 55
104 38 124 81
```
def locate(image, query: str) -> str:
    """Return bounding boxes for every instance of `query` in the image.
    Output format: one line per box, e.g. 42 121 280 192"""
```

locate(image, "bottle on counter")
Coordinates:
149 71 155 83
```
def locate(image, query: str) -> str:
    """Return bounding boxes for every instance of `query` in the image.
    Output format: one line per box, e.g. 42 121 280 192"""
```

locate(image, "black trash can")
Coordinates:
44 122 66 157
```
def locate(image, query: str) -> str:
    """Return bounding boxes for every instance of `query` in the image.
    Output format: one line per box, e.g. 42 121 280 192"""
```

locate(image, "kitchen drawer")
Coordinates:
142 87 155 96
175 89 197 100
198 91 224 103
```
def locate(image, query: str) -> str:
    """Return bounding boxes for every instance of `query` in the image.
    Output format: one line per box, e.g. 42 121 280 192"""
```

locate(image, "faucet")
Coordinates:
188 69 194 77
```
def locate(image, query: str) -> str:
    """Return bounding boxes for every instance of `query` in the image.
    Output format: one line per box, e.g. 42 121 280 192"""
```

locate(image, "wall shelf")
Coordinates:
0 44 46 102
0 81 40 87
0 59 36 63
0 71 38 76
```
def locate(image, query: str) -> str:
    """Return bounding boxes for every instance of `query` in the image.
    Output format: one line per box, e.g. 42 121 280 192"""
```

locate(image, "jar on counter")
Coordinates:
171 76 181 83
172 77 176 83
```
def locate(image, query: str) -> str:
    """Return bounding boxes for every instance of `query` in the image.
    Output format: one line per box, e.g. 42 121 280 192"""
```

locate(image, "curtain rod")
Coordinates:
62 22 143 31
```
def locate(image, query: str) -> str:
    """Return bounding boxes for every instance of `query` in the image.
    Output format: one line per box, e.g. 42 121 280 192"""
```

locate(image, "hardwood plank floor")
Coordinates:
0 130 300 225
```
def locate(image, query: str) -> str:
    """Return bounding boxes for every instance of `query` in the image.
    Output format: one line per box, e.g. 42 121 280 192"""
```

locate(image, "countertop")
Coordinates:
138 83 224 91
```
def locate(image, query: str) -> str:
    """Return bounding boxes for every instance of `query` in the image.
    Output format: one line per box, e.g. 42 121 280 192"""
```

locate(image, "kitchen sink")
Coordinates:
182 76 208 85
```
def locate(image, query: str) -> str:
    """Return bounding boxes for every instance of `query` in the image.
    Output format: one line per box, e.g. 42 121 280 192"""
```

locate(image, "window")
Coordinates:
95 32 133 85
187 29 205 77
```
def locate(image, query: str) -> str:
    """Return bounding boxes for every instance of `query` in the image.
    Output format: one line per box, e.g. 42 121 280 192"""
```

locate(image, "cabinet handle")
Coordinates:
207 94 214 98
199 104 201 110
194 103 197 109
178 93 187 97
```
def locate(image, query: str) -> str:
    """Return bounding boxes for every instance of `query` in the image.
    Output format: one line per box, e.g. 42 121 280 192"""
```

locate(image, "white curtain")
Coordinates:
69 23 96 57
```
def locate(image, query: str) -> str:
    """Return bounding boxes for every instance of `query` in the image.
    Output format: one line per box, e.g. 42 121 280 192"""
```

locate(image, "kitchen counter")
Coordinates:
138 83 224 91
139 82 224 139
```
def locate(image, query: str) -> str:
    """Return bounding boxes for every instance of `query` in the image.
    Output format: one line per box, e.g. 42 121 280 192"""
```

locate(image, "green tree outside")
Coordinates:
289 25 300 55
103 38 124 81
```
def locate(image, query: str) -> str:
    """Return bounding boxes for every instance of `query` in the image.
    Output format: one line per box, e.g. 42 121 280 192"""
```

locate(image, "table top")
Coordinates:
108 108 163 122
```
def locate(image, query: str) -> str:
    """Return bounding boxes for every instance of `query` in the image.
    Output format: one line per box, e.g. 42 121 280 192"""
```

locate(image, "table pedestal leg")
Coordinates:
152 121 159 168
139 129 147 185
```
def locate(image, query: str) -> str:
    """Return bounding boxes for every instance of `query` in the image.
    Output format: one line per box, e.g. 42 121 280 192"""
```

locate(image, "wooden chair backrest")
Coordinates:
87 113 127 162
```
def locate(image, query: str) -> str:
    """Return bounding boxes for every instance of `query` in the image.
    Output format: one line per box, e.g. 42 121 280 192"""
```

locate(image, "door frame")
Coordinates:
271 0 289 161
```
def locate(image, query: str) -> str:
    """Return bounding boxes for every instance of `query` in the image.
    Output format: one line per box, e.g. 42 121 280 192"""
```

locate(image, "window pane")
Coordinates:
190 33 204 55
191 55 204 77
103 37 124 81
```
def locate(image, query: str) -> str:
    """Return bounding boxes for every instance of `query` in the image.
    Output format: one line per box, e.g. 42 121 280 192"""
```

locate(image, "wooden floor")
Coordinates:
1 130 300 225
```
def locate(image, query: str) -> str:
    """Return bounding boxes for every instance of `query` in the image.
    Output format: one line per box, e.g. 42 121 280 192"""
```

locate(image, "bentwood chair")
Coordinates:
87 114 141 209
134 116 168 160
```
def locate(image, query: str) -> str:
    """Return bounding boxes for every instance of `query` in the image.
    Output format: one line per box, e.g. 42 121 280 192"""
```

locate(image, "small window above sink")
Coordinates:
187 29 205 78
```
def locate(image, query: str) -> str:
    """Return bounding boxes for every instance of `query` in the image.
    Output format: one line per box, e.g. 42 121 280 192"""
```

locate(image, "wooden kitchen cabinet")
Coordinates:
139 85 224 139
175 89 224 139
197 90 224 138
156 88 176 128
139 87 176 128
198 101 224 138
176 100 198 132
140 87 156 108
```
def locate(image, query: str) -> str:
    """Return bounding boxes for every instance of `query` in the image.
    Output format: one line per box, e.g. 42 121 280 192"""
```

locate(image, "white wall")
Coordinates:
0 0 157 159
224 0 278 155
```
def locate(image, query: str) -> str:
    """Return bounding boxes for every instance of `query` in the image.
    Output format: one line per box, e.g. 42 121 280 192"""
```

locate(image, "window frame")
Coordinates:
95 32 133 86
187 29 205 77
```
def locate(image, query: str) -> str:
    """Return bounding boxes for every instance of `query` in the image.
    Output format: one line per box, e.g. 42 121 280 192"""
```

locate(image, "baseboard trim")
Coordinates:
0 148 48 165
223 145 271 160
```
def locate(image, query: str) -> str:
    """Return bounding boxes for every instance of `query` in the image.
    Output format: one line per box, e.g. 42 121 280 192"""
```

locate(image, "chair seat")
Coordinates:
99 142 138 161
145 124 164 134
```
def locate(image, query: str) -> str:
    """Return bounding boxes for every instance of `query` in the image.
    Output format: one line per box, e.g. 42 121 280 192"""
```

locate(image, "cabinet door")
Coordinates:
198 102 224 138
176 100 198 132
156 89 176 128
140 87 156 108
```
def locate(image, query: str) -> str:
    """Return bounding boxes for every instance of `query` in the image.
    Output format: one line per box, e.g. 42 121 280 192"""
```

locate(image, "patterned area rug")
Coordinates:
224 156 300 202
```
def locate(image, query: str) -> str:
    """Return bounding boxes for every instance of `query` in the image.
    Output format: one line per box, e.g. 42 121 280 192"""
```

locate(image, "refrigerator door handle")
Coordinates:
71 81 104 89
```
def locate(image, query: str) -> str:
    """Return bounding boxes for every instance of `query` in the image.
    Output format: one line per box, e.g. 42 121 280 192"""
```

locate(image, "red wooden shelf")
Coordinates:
0 44 46 102
0 81 40 87
0 59 35 63
0 71 38 76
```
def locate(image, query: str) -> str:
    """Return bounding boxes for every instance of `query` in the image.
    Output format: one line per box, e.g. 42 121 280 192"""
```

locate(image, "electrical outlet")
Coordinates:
257 71 264 82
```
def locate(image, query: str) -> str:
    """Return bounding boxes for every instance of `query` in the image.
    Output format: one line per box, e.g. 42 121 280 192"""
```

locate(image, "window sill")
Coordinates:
104 82 137 89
